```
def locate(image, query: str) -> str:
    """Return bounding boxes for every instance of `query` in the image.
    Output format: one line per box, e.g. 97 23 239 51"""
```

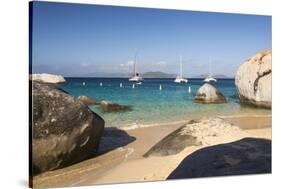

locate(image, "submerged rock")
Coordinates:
78 96 131 113
235 50 272 108
77 95 102 105
100 101 132 112
194 83 226 104
31 73 66 84
32 81 104 174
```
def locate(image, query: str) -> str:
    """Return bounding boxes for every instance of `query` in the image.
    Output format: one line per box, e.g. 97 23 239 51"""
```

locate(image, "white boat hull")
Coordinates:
174 78 188 83
204 77 217 82
129 76 144 82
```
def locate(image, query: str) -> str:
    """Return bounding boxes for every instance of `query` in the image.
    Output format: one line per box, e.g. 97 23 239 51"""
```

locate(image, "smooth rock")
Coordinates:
32 81 104 174
144 118 244 157
143 123 199 157
235 50 272 108
31 73 66 84
194 83 226 103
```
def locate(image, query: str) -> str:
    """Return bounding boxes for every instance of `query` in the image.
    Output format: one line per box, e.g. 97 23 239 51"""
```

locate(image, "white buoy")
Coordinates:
82 82 86 86
159 84 162 90
188 86 191 93
132 84 135 89
120 83 123 88
100 82 103 87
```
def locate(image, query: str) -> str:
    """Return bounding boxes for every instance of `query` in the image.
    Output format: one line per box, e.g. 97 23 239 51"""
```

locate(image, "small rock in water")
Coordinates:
194 83 226 104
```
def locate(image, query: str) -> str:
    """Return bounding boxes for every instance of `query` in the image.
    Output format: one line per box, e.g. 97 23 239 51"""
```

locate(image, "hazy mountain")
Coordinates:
142 71 176 78
81 72 130 78
66 72 233 79
194 74 232 79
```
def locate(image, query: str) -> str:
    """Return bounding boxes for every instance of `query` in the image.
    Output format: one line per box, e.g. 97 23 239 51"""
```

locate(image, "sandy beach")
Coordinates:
32 114 271 188
28 4 273 189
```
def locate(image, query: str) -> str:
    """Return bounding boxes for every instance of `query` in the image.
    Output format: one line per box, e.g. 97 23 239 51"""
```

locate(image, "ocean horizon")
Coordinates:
58 77 270 128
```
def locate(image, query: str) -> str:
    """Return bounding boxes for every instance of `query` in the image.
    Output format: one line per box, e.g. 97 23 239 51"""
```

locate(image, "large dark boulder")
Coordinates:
31 81 104 174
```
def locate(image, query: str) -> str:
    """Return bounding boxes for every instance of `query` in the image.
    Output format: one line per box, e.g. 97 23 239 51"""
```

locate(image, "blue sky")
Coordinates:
31 1 271 77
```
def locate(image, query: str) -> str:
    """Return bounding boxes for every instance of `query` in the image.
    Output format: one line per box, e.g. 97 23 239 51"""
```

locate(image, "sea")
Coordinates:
59 78 271 128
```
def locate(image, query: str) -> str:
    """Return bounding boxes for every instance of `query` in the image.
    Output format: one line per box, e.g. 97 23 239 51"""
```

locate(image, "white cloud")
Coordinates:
119 60 134 68
156 61 167 66
127 60 134 66
80 63 90 67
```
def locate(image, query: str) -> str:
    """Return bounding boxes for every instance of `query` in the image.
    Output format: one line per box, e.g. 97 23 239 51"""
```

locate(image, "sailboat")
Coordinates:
204 60 217 82
174 55 188 83
129 53 144 82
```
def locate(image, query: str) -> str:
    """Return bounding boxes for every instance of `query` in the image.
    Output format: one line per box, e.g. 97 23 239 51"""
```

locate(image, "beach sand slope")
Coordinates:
32 115 271 188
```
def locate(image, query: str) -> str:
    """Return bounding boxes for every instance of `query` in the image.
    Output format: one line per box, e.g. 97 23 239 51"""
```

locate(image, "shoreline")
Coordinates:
33 114 272 188
119 112 271 131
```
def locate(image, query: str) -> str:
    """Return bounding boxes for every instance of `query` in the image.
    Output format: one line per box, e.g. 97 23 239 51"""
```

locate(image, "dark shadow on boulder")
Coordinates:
97 127 136 156
167 138 271 180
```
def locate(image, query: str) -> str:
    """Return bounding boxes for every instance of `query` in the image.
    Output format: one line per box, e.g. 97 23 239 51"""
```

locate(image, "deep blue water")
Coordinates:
59 78 270 128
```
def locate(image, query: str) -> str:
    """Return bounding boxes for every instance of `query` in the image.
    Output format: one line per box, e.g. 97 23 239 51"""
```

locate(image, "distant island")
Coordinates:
66 72 232 79
194 74 232 79
142 71 176 78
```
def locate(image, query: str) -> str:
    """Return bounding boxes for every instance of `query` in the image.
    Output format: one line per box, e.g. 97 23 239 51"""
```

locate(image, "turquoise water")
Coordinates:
59 78 270 128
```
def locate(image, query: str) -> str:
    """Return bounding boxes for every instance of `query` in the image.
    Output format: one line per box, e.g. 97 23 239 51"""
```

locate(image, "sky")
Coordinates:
31 1 272 77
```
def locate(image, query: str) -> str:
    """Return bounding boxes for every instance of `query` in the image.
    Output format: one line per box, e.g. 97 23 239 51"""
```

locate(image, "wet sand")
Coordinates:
221 114 272 129
32 114 272 188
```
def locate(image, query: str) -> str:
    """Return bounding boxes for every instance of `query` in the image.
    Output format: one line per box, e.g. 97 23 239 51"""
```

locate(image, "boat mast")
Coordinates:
180 55 183 78
209 58 212 77
134 53 137 76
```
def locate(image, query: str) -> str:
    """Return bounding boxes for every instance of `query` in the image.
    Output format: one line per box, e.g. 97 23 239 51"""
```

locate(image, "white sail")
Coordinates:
180 55 183 78
204 59 217 82
129 52 143 82
174 55 188 83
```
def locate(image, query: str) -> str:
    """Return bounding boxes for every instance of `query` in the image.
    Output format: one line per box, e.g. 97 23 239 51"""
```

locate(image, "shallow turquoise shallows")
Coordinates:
59 78 270 128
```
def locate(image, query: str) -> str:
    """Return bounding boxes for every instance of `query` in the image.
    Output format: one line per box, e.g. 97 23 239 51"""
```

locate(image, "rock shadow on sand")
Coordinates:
167 138 271 180
97 127 136 155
